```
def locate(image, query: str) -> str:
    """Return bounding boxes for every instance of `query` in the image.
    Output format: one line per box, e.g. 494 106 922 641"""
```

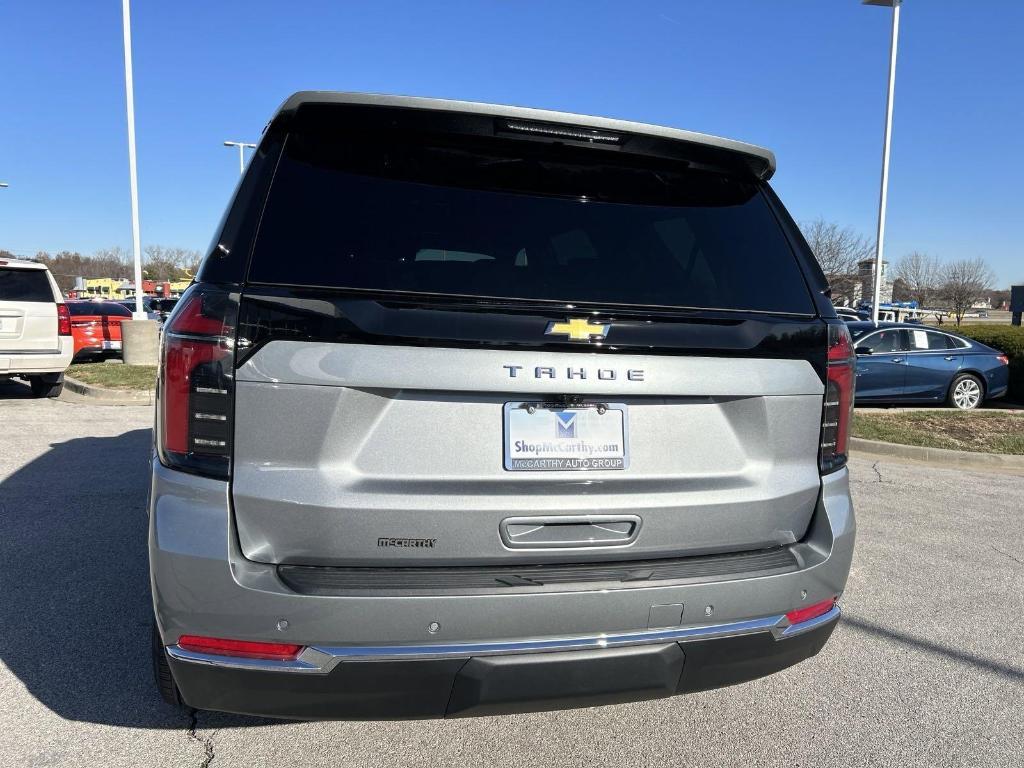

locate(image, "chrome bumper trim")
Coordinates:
166 605 840 674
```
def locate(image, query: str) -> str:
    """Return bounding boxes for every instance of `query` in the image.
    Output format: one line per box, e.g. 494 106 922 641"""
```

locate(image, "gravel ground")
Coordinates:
1 377 1021 768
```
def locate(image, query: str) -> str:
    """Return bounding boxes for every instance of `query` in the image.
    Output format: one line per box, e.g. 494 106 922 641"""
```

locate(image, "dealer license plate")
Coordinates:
503 402 628 471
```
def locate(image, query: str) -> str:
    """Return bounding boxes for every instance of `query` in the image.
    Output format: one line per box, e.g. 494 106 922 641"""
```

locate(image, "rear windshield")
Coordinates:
0 268 53 302
67 301 133 317
248 131 815 314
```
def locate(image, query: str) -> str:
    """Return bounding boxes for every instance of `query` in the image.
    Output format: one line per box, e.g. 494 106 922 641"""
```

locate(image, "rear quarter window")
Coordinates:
0 268 54 302
247 129 816 315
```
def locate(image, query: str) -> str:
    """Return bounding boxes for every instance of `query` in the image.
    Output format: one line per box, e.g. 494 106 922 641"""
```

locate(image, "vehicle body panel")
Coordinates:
233 342 824 566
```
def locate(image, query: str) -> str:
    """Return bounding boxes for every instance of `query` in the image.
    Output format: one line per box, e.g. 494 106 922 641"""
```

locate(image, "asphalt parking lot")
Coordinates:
1 379 1021 768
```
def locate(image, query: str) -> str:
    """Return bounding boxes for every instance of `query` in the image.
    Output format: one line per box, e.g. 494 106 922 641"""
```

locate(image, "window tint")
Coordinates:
926 332 954 351
67 301 133 317
859 329 903 353
247 132 815 314
0 268 53 302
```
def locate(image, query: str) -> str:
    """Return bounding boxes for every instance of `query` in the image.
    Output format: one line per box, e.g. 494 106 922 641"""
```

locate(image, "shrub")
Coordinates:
955 324 1024 402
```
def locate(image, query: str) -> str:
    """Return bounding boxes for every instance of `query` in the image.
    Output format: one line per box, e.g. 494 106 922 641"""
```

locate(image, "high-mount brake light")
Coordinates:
177 635 303 661
157 284 238 479
819 323 855 474
56 303 72 336
500 119 623 145
785 598 836 625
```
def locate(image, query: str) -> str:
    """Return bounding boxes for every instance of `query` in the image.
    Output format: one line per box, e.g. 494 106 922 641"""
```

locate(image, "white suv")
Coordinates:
0 258 73 397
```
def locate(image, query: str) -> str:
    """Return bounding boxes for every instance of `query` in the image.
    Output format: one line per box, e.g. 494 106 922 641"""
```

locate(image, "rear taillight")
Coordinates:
996 354 1009 366
177 635 303 661
57 303 72 336
157 284 238 479
819 322 855 474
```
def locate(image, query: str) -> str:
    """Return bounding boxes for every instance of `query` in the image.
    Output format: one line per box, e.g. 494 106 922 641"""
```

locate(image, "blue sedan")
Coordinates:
849 322 1010 409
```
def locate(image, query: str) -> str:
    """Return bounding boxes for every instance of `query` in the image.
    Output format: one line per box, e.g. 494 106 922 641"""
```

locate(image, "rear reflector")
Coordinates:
57 303 72 336
177 635 303 661
819 322 855 474
785 598 836 625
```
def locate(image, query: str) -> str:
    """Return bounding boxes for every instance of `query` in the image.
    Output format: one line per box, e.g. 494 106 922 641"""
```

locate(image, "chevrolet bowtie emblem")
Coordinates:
545 317 610 342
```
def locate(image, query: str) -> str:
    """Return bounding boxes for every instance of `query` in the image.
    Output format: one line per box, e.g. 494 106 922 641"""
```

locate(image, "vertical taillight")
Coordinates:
157 284 238 479
819 322 855 474
57 303 72 336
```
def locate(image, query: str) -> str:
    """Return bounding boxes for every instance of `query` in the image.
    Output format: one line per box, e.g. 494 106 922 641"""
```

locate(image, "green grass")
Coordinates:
67 363 157 391
853 410 1024 455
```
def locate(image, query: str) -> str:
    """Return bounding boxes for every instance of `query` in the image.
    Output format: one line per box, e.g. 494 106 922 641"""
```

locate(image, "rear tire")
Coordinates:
29 374 64 398
152 620 185 708
948 373 983 410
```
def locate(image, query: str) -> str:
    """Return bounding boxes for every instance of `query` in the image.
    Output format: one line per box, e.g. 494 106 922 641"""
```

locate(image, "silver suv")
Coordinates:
149 93 856 719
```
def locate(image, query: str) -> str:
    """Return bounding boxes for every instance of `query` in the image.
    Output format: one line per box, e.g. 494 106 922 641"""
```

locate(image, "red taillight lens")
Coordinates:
177 635 303 661
820 323 855 473
785 598 837 625
157 285 238 479
996 354 1009 366
57 303 72 336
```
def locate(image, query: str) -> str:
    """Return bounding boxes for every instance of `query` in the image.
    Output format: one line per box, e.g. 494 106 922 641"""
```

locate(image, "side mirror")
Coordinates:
855 346 872 356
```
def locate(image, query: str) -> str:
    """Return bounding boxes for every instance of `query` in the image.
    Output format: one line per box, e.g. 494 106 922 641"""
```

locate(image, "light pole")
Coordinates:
121 0 146 319
863 0 902 324
223 141 257 175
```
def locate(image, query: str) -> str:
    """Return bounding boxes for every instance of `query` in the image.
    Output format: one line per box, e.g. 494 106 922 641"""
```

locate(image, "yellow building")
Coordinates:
79 277 130 298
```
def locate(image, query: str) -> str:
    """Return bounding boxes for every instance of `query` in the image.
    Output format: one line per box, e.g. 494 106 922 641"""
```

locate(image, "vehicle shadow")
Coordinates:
0 377 37 399
0 428 269 728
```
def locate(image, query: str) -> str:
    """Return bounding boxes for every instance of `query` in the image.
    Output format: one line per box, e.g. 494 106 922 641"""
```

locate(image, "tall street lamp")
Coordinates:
121 0 146 319
863 0 902 324
223 141 257 175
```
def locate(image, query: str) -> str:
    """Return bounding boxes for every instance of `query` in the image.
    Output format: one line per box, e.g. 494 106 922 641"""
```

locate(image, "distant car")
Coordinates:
834 307 866 322
117 297 161 321
0 257 72 396
66 300 133 360
150 297 179 322
849 321 1009 409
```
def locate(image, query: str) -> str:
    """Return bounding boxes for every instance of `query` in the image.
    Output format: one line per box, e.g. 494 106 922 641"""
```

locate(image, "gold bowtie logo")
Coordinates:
545 317 610 342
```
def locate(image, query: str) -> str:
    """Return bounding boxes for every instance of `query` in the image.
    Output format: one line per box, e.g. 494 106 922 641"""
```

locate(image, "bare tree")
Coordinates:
143 245 200 282
893 251 942 307
940 258 995 326
800 218 874 305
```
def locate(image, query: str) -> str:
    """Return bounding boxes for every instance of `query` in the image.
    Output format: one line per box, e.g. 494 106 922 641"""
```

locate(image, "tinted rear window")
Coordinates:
248 130 815 314
67 301 133 317
0 268 53 302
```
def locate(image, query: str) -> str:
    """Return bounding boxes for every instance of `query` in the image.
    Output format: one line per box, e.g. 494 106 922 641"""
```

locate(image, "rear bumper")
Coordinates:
166 609 838 719
0 339 72 375
149 461 855 718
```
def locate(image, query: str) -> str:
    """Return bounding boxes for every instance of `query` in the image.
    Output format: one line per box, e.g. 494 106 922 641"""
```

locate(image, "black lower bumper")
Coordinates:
168 618 837 720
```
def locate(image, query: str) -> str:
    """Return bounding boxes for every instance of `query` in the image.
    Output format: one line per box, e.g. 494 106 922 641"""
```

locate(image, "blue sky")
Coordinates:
1 0 1021 286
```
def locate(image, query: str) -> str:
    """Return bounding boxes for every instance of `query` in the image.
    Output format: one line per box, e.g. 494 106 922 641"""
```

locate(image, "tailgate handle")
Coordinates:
500 515 641 549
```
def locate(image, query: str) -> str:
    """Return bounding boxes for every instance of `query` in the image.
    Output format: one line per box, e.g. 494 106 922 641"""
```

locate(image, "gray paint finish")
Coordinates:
231 343 825 566
150 460 853 649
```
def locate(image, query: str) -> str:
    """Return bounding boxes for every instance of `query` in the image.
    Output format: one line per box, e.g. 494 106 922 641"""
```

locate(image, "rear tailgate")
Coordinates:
227 104 829 568
232 312 825 566
0 266 58 353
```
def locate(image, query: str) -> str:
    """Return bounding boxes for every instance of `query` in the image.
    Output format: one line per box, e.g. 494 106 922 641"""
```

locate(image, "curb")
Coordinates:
850 436 1024 473
64 376 154 405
